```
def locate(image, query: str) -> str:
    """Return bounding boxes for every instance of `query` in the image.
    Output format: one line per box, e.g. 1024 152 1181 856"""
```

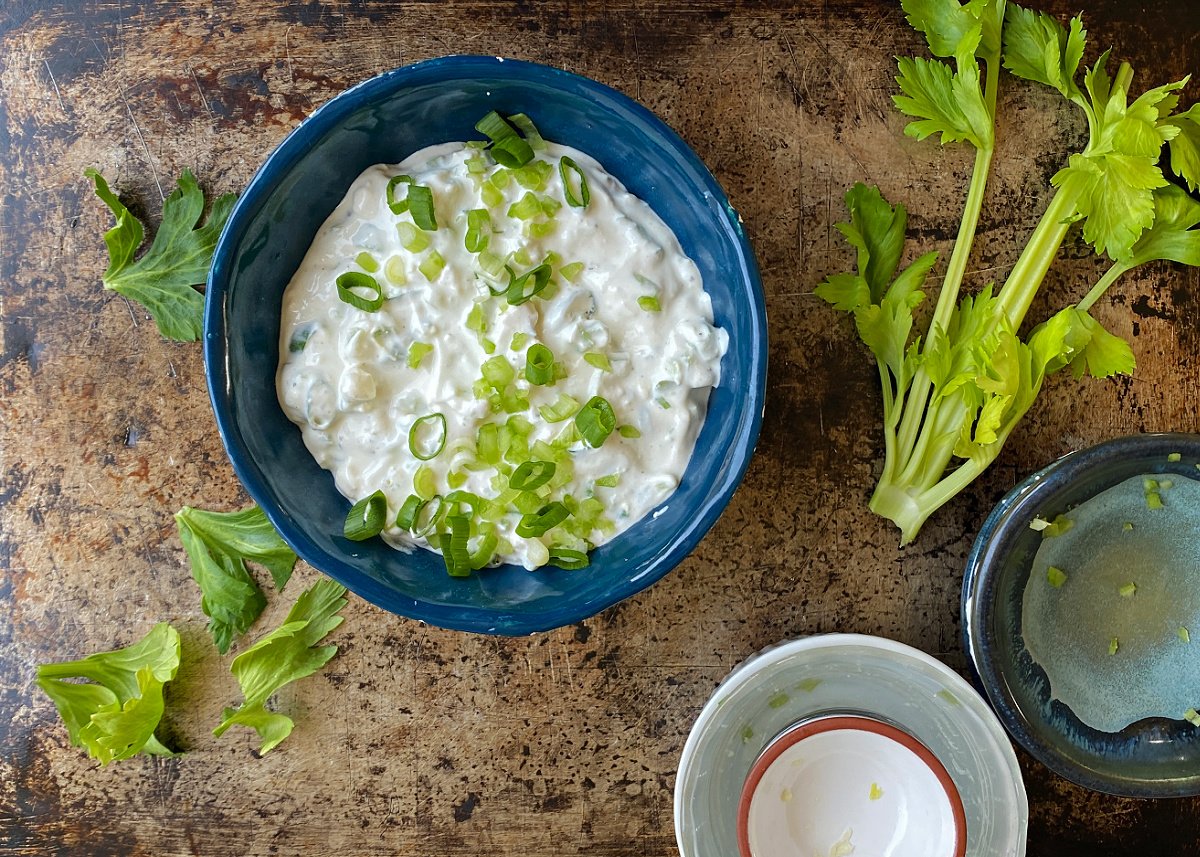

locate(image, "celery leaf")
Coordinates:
213 578 348 753
895 54 987 147
1002 5 1085 100
87 168 236 341
1165 103 1200 192
175 505 297 654
36 623 181 764
1062 309 1136 379
1123 184 1200 267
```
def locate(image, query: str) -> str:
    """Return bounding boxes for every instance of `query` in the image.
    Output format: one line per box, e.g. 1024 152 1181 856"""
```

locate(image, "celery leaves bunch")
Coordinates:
816 0 1200 544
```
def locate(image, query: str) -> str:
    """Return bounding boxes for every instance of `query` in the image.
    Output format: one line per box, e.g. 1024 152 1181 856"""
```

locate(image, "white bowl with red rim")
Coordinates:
737 712 967 857
674 634 1027 857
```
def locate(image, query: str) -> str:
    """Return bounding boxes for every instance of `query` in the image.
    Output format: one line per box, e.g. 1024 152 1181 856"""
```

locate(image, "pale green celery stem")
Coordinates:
891 55 1002 475
1077 261 1131 312
991 188 1079 327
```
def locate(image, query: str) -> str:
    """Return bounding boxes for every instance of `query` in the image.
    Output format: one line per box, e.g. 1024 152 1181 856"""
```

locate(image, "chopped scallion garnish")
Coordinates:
507 113 545 150
617 424 641 439
397 222 430 252
438 515 472 577
1119 582 1137 598
475 110 517 142
583 352 611 372
394 494 424 531
407 184 438 230
559 156 590 208
559 261 584 282
1046 566 1068 588
506 263 552 305
409 413 447 461
411 495 444 536
525 343 555 385
548 547 589 569
384 255 407 285
510 460 556 492
386 174 414 214
465 208 491 253
336 271 384 312
344 490 387 541
355 251 379 273
490 135 535 169
538 393 580 423
516 501 570 538
637 295 661 312
595 474 620 488
575 396 615 448
419 250 446 281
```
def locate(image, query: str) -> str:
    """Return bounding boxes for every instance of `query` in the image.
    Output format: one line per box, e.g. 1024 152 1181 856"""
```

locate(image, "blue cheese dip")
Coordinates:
277 138 727 570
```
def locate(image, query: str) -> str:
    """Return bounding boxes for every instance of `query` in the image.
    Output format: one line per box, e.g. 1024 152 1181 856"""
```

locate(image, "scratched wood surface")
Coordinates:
2 1 1199 854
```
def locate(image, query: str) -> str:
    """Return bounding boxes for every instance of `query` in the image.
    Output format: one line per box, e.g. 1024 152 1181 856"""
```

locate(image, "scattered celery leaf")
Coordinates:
86 168 236 341
213 577 348 754
1121 185 1200 268
1060 308 1136 380
175 505 297 654
36 623 181 764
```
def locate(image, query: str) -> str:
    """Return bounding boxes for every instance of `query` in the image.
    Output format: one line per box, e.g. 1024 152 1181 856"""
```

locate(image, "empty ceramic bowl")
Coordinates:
205 56 766 634
674 634 1028 857
963 432 1200 796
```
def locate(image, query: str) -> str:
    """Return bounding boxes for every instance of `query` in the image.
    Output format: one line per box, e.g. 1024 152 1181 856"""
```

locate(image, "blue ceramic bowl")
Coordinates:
962 433 1200 796
205 56 766 635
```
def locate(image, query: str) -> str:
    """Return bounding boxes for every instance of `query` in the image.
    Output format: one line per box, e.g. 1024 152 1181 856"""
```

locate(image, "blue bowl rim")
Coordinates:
204 55 768 635
961 431 1200 796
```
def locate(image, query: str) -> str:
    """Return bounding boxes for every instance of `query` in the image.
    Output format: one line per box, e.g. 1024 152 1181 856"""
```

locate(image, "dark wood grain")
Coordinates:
1 1 1199 855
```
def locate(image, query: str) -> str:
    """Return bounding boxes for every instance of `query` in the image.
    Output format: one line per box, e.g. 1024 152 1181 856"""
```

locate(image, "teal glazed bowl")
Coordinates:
963 433 1200 796
205 57 767 635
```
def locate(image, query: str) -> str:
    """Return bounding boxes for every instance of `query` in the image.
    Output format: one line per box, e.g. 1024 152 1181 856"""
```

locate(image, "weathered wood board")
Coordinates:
2 1 1199 854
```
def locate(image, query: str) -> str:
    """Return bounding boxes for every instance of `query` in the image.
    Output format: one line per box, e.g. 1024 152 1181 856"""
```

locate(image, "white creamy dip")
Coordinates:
277 136 727 570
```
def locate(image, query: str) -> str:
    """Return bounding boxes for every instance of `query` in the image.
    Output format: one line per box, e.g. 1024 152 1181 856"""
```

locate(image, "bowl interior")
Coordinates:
206 57 766 634
737 714 966 857
964 433 1200 796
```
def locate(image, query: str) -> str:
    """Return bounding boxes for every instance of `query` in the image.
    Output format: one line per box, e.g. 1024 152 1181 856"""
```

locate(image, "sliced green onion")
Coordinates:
411 495 444 536
1108 637 1119 656
1147 490 1165 510
539 393 580 423
1168 452 1182 462
477 250 506 281
386 174 414 214
1119 582 1137 598
510 460 556 491
384 255 408 285
1187 709 1200 727
491 135 535 168
509 247 533 267
409 412 448 460
288 325 315 353
617 424 641 439
438 514 472 577
407 341 433 369
510 331 528 351
444 490 485 512
1046 566 1068 588
559 261 584 282
408 184 437 230
469 525 498 570
575 396 615 448
1180 627 1191 643
465 154 488 175
355 251 380 273
548 547 589 570
638 295 662 312
344 490 387 541
516 501 570 538
475 110 517 142
513 491 545 515
419 250 446 281
507 263 552 305
595 474 620 488
398 222 430 252
583 352 611 372
395 494 424 531
336 271 383 312
413 465 437 500
507 113 546 150
525 343 555 385
559 156 590 208
465 208 491 253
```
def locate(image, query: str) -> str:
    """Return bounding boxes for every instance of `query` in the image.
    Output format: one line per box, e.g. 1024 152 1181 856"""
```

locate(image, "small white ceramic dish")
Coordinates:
737 713 967 857
674 634 1027 857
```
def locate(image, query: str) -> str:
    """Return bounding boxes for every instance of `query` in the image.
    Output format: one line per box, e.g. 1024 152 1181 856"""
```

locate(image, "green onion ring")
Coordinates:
394 494 424 531
336 271 384 312
574 396 616 448
344 490 387 541
407 184 438 230
548 547 590 570
439 514 472 577
490 135 535 169
506 263 552 305
525 343 555 385
559 156 590 208
516 501 570 538
386 174 414 214
510 460 556 491
409 412 448 460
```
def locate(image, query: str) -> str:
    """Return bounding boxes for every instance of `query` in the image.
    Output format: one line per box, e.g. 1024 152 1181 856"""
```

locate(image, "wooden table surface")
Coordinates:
2 1 1199 854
